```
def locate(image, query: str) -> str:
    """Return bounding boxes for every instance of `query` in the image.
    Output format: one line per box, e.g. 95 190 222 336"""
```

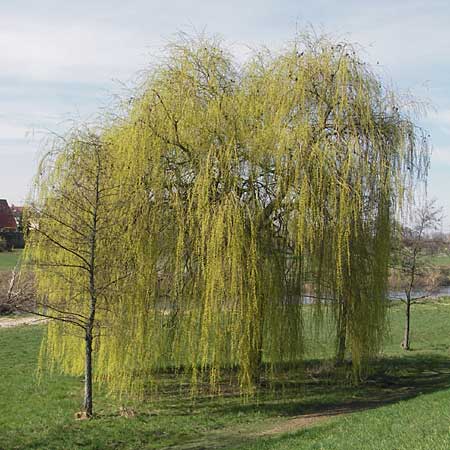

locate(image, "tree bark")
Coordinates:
83 333 93 417
335 297 347 365
336 325 346 365
248 321 264 386
83 147 100 417
402 296 411 350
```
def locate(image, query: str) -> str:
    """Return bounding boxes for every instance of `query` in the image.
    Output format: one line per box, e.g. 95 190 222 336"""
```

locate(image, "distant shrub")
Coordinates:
0 237 7 252
0 271 35 316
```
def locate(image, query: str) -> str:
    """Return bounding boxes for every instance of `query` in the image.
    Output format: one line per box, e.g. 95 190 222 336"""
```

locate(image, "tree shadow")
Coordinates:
12 353 450 450
215 353 450 416
172 353 450 449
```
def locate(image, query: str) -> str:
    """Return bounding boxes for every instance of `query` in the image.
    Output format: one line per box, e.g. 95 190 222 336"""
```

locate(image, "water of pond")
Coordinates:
388 285 450 301
300 285 450 304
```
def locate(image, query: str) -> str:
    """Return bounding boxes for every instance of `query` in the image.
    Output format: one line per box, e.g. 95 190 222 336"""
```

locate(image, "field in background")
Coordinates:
429 253 450 267
0 249 22 271
2 298 450 449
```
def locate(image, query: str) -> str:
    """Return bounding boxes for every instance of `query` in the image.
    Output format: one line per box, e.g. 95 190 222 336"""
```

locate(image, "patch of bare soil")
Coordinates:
252 399 393 438
176 403 367 450
0 315 47 328
256 412 335 436
176 408 351 450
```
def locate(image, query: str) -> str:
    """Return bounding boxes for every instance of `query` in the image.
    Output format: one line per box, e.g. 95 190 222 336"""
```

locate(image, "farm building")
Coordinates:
0 200 17 232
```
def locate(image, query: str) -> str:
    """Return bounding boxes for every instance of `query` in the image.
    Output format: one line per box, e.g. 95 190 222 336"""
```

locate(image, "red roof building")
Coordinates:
10 204 23 227
0 199 17 231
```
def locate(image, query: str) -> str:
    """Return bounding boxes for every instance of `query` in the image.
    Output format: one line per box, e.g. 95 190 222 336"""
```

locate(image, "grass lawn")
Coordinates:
2 299 450 449
0 249 22 271
427 253 450 268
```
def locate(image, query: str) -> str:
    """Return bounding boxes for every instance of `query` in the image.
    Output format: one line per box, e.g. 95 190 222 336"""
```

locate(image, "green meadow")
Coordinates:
1 298 450 449
0 249 21 271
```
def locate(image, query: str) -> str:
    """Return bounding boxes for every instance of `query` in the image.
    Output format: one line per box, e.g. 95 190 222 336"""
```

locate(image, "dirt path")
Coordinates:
0 315 47 328
255 412 338 436
253 402 375 437
178 400 384 449
177 406 357 449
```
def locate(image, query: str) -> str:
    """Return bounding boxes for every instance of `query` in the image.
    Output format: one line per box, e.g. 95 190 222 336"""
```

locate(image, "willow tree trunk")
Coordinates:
336 326 347 365
402 296 411 350
336 298 347 365
250 332 264 385
84 332 93 417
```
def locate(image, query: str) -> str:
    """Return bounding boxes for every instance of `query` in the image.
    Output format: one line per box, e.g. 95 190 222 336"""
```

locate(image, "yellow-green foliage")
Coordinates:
27 33 429 398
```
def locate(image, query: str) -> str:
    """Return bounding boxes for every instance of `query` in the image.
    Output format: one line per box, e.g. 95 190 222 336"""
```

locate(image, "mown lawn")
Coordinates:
239 300 450 450
1 299 450 449
0 249 22 271
427 253 450 268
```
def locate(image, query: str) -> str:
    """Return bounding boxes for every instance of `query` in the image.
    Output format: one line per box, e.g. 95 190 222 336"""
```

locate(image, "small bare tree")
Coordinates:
391 199 444 350
8 130 127 417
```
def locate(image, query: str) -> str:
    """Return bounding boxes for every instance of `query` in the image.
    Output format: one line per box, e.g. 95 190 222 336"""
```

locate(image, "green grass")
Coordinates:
0 249 22 271
238 300 450 450
2 299 450 449
426 253 450 267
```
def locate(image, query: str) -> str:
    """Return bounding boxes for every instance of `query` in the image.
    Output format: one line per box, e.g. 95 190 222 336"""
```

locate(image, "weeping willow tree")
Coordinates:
28 33 429 400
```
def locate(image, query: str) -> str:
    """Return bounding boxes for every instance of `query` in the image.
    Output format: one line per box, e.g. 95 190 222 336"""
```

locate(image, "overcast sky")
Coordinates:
2 0 450 228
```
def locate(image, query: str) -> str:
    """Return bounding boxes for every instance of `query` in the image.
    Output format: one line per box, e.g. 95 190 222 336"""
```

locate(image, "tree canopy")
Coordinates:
25 33 430 399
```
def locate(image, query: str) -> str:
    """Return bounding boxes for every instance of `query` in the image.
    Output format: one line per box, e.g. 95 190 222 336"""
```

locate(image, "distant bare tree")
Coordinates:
391 199 444 350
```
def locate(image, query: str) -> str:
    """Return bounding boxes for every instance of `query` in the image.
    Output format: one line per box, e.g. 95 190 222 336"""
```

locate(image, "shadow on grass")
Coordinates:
9 353 450 450
173 353 450 449
218 353 450 415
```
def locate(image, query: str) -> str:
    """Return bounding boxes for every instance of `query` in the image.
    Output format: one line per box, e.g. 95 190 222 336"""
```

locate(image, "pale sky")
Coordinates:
1 0 450 228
